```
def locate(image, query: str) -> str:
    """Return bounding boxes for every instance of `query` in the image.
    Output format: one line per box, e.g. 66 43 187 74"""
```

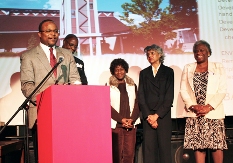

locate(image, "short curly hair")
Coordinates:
64 34 78 40
109 58 129 75
193 40 212 56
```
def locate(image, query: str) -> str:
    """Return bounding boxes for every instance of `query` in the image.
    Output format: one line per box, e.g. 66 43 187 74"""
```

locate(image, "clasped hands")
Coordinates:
147 114 159 129
189 104 212 116
122 118 133 129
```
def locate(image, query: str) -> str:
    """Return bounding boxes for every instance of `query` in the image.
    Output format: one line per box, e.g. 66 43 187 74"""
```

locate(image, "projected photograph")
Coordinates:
0 0 199 55
95 0 199 55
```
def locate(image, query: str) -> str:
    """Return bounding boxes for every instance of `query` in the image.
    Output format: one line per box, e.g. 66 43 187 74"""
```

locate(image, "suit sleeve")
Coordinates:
20 52 37 101
73 57 88 85
207 63 227 109
156 69 174 118
67 53 81 84
180 65 197 109
138 71 151 119
78 60 88 85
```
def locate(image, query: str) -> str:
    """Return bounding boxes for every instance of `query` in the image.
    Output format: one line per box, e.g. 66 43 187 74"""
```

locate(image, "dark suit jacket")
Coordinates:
138 64 174 120
74 56 88 85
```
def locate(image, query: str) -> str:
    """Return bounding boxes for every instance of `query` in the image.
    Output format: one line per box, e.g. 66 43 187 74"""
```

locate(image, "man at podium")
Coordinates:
20 19 81 163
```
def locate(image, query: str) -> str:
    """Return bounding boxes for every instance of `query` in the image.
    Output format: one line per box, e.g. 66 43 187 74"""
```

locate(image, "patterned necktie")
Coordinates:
49 47 57 77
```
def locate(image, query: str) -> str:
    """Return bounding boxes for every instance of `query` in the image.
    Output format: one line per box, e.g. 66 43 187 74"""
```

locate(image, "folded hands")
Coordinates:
189 104 213 116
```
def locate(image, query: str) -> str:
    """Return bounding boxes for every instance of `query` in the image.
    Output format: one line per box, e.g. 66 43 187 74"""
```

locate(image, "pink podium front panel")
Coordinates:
37 85 111 163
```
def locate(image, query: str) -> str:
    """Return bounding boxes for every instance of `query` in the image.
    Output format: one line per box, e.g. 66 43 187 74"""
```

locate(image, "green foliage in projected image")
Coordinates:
119 0 198 48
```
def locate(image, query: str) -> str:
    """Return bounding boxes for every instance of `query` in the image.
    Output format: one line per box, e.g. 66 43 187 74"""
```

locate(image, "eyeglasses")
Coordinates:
40 29 59 34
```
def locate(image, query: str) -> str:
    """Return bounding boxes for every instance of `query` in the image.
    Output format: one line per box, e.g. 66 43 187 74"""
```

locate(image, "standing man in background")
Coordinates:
138 44 174 163
20 19 81 163
62 34 88 85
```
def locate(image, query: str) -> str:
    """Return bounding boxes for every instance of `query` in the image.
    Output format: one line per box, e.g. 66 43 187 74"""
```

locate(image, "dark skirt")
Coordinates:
184 117 228 150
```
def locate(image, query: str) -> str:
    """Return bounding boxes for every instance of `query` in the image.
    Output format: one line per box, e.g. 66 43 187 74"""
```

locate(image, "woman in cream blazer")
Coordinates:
180 40 227 163
181 62 227 119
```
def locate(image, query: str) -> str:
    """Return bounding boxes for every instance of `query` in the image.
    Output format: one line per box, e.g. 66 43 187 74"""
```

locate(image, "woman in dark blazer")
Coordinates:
138 44 174 163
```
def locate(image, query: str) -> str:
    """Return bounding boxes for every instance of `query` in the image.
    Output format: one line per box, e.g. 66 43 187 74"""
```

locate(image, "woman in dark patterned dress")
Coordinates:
180 40 227 163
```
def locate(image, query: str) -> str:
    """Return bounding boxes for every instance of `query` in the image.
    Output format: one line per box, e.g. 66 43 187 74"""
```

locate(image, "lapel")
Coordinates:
145 65 154 81
156 64 166 79
55 47 65 78
56 47 72 83
207 62 216 76
145 65 165 88
206 62 217 94
187 62 216 91
187 63 196 92
187 62 217 94
35 45 57 80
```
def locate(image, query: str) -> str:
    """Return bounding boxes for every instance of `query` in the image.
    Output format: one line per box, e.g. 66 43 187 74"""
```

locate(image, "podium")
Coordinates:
37 85 111 163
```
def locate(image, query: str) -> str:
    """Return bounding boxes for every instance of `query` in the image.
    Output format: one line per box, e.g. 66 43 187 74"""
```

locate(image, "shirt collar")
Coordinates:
40 42 55 51
152 64 161 72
